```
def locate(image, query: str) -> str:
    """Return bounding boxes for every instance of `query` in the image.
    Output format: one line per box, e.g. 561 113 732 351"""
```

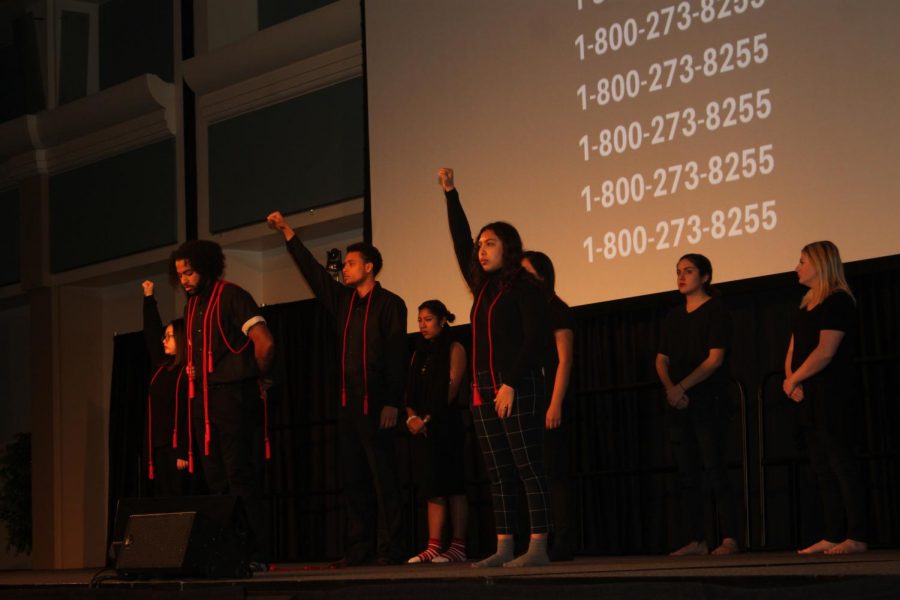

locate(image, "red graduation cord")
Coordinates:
470 283 504 406
340 286 376 414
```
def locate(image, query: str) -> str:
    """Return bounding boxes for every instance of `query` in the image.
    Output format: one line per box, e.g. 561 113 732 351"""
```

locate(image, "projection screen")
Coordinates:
365 0 900 329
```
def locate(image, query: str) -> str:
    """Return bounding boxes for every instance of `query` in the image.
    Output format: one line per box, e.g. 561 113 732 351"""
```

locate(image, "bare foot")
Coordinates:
711 537 740 556
670 540 708 556
798 539 837 554
824 539 867 555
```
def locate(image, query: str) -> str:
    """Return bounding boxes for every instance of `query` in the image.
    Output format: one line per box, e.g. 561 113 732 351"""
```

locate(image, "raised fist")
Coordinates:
437 167 455 192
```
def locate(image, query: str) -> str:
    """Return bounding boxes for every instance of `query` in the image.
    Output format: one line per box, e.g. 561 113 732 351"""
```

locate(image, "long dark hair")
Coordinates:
468 221 525 289
168 318 187 367
522 250 555 293
678 253 717 297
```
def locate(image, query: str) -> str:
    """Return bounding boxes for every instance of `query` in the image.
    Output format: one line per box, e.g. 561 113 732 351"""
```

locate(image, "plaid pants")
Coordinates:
471 370 552 534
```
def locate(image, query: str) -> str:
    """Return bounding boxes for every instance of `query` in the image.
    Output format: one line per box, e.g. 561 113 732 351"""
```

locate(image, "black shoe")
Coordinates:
373 555 401 566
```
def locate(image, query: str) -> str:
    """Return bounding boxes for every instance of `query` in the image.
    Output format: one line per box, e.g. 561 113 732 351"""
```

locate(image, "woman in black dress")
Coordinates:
142 280 190 496
405 300 469 563
437 167 551 568
783 241 867 554
655 254 739 556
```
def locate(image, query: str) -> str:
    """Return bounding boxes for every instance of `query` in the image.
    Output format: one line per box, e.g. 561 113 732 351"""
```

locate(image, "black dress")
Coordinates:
406 326 466 501
143 295 189 497
790 290 867 542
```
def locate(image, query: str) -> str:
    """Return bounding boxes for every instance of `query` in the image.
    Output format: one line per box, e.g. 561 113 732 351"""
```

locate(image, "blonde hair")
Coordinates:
799 240 855 308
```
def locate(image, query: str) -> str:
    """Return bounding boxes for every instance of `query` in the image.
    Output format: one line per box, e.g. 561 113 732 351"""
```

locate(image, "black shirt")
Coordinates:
444 188 548 391
184 281 265 385
658 296 731 397
285 236 408 410
143 296 189 455
406 326 456 420
544 294 576 394
790 290 856 431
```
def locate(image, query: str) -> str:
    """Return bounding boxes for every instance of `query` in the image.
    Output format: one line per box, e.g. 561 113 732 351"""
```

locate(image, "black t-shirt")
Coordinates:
544 295 576 392
185 282 264 385
790 290 856 431
658 296 731 397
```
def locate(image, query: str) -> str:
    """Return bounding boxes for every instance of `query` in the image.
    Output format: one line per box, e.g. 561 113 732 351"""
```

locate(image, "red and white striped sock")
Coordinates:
408 538 442 563
433 538 467 563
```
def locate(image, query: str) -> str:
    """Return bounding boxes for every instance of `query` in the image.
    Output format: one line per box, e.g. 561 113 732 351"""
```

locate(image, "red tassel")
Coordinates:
204 425 210 456
472 383 483 406
207 351 213 373
188 453 194 474
265 438 271 460
149 463 155 480
188 378 195 399
363 394 368 416
341 389 347 407
172 432 177 449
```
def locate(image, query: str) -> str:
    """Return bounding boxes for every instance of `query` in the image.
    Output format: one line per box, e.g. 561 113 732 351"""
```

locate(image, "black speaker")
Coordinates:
110 495 252 578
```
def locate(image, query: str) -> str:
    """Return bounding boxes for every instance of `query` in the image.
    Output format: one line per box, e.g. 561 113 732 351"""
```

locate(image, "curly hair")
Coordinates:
468 221 524 289
169 240 225 287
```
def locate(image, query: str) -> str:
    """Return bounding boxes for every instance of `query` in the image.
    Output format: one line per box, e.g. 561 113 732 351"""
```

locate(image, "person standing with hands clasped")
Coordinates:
784 241 867 555
267 211 408 566
437 167 552 568
405 300 469 564
656 254 740 556
140 280 190 496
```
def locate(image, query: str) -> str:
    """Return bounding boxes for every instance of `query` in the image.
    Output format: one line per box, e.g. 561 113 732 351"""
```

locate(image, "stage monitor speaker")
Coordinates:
110 495 251 578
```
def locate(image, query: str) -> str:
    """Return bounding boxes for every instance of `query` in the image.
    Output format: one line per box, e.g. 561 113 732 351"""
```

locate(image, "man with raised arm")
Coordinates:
267 211 407 566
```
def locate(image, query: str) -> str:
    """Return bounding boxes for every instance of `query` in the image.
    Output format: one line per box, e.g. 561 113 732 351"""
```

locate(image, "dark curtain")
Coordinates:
107 257 900 562
106 331 151 557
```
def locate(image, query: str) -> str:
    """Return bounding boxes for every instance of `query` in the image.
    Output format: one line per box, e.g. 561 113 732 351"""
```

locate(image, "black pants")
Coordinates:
667 392 738 545
802 425 868 542
339 408 404 563
192 380 269 562
151 444 187 497
543 409 573 553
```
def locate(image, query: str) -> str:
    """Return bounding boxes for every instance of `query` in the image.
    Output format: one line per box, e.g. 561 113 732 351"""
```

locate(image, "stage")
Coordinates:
1 551 899 599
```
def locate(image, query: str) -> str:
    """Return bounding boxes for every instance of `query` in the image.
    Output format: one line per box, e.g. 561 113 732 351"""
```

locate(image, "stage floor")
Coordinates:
2 551 899 598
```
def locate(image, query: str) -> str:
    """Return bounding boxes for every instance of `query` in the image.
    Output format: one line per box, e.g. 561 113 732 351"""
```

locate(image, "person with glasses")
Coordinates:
141 280 190 496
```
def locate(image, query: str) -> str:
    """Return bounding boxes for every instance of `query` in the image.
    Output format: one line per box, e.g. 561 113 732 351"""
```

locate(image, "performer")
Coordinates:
141 280 189 497
784 241 867 555
655 253 739 556
437 167 551 568
170 240 275 569
266 211 408 566
405 300 469 564
521 251 575 561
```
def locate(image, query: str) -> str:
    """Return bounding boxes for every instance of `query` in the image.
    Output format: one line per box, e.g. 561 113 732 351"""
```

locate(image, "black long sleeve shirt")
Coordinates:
143 295 189 456
285 236 408 411
444 188 548 391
